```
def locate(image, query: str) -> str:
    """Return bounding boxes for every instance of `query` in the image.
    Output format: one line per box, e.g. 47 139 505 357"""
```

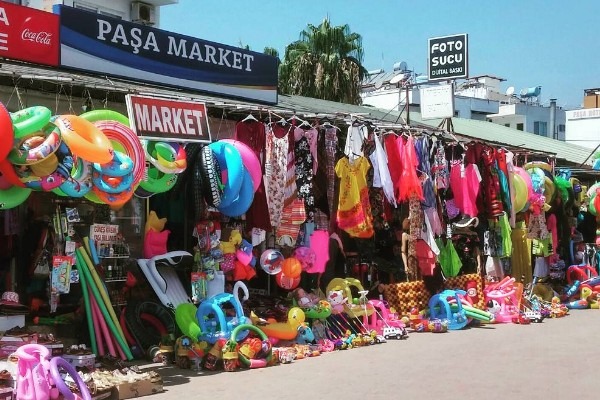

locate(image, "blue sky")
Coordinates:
162 0 599 110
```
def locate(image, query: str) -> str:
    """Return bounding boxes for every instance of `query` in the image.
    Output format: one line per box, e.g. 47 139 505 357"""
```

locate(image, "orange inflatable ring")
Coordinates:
92 185 134 207
53 115 113 163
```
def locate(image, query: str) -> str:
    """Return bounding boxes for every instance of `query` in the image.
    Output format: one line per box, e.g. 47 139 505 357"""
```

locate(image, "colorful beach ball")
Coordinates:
259 249 284 275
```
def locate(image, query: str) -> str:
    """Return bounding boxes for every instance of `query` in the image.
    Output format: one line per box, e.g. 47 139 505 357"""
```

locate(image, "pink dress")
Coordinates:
398 136 423 202
449 162 481 218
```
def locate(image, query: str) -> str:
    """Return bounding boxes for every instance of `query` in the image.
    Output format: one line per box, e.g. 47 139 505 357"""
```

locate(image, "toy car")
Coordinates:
383 326 408 340
511 313 531 325
523 310 544 323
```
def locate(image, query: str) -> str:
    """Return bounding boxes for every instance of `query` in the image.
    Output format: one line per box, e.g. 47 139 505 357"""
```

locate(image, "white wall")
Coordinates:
26 0 163 26
565 108 600 150
488 103 566 140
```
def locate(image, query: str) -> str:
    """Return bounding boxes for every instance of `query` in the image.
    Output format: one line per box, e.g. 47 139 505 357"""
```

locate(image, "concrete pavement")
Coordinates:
144 310 597 399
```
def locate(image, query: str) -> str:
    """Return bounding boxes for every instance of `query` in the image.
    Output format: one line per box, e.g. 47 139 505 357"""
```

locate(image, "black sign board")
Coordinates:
428 33 468 81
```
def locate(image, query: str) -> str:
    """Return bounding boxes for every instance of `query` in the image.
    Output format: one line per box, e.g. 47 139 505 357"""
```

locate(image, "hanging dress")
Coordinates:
294 127 318 209
324 127 339 216
384 134 403 203
234 120 271 231
371 133 396 208
265 123 290 228
335 156 374 238
398 136 423 202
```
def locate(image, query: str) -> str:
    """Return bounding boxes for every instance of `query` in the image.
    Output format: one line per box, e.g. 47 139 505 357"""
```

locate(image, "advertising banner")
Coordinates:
0 3 59 66
428 33 468 81
57 5 278 103
126 94 211 143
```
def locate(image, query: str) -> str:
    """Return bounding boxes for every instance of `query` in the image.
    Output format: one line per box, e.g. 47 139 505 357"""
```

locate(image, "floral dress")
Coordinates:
265 124 290 228
294 127 318 209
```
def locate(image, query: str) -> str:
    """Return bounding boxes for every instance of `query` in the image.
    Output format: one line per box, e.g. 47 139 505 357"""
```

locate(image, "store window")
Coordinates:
558 124 565 132
533 121 547 136
516 123 524 131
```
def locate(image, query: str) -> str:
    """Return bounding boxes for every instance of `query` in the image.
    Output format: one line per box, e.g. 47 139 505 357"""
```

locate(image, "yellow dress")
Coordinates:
511 221 532 285
335 156 374 238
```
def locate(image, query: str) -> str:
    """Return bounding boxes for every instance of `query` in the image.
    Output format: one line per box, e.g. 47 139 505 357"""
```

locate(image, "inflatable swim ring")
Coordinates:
92 120 145 185
154 142 187 174
93 150 134 178
208 141 243 208
221 139 261 192
8 127 61 165
0 103 14 161
10 106 51 139
218 168 254 217
0 185 32 209
199 145 222 207
54 115 113 163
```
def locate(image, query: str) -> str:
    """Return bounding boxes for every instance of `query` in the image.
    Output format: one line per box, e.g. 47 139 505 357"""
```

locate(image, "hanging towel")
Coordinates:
373 133 396 207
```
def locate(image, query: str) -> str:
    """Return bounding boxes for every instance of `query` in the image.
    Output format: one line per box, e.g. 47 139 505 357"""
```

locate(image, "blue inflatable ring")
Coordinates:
218 168 255 217
208 141 243 208
60 157 93 197
93 151 134 177
92 171 133 194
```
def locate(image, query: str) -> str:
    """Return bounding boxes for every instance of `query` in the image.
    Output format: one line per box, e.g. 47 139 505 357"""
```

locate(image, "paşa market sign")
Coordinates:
0 2 59 66
428 33 468 81
55 5 278 103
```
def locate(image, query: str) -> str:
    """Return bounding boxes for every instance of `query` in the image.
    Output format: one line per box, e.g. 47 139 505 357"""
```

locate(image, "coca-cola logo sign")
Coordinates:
20 17 54 56
21 28 52 46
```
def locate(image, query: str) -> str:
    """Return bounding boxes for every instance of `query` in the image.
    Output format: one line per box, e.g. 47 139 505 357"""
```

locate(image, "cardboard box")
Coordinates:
0 334 38 359
0 387 12 400
112 378 163 399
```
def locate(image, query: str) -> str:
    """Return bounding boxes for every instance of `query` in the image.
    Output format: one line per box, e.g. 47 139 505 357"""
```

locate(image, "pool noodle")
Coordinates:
76 248 133 360
79 243 128 342
78 246 129 357
88 293 106 357
111 334 126 361
75 252 98 356
90 291 118 358
87 237 100 266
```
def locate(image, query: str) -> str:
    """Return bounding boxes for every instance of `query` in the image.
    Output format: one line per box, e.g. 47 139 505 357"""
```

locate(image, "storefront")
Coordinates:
0 2 599 398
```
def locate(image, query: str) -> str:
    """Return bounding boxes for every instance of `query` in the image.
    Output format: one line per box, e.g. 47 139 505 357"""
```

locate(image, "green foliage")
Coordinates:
278 17 367 105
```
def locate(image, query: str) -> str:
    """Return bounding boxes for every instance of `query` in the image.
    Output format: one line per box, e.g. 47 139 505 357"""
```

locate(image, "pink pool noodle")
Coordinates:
89 290 116 358
89 295 105 357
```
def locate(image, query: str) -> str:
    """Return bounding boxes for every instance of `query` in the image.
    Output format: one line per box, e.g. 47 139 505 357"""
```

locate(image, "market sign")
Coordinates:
126 94 211 143
0 3 59 66
428 33 468 81
55 5 278 103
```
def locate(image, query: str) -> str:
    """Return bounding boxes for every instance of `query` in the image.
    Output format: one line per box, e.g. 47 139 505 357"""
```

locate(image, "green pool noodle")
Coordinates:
75 252 98 355
79 242 128 341
76 248 133 360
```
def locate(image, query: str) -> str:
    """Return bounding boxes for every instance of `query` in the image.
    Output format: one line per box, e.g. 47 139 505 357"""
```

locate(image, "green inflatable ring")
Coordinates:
139 165 178 194
227 324 272 368
0 185 32 209
292 299 332 319
80 110 130 126
11 106 52 139
175 303 202 342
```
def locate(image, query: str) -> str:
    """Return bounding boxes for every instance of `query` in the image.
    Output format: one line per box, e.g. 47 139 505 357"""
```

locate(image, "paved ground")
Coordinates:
143 310 597 400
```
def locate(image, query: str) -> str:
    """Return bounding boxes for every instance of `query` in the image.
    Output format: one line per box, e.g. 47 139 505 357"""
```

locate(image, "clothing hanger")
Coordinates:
320 118 340 131
242 113 258 123
298 119 313 129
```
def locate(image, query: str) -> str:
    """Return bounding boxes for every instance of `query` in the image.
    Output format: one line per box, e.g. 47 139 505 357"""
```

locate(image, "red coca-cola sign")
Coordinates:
0 3 59 66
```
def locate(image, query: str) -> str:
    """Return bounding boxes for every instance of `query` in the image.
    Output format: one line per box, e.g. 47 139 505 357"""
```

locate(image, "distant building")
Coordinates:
564 88 600 150
20 0 178 27
361 66 566 140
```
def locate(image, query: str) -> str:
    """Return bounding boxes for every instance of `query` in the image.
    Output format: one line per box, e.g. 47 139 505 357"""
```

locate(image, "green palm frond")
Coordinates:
278 16 366 104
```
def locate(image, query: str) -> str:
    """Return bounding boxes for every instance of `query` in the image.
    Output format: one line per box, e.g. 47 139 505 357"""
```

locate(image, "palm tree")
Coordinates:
279 17 367 105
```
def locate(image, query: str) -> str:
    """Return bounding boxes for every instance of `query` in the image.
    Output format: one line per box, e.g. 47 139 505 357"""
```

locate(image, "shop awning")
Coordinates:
0 60 596 169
